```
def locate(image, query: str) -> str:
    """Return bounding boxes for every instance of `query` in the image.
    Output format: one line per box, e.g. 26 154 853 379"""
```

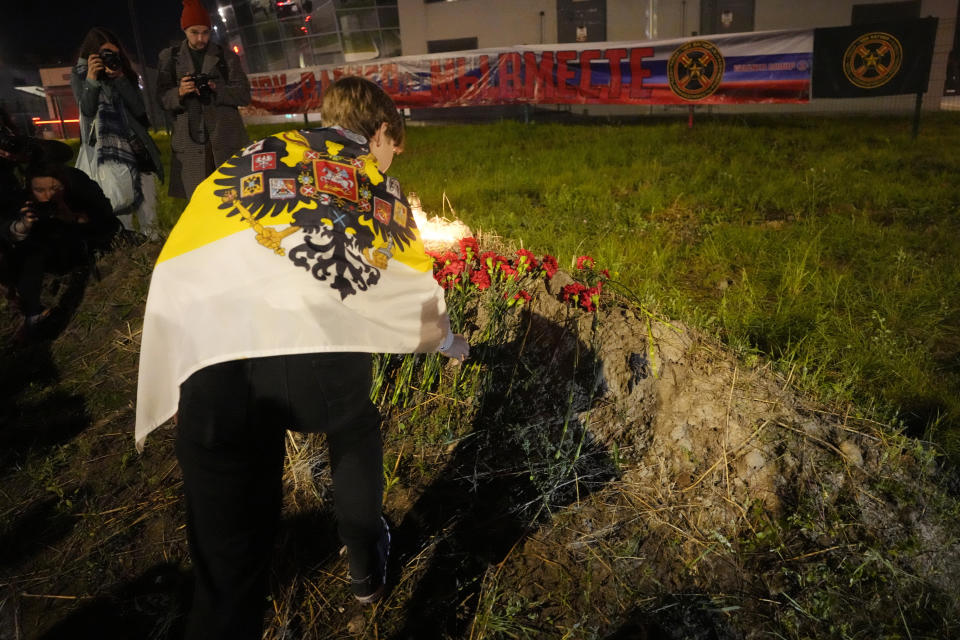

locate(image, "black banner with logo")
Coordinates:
812 17 938 98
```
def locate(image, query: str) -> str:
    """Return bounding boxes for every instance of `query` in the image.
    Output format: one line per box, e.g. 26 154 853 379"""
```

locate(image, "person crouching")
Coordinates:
0 163 118 340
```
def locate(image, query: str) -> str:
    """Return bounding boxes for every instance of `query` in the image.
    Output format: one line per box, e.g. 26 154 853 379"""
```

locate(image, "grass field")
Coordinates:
159 113 960 461
6 112 958 638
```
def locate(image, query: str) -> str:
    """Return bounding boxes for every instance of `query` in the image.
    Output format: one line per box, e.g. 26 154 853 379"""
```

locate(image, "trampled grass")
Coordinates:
8 112 959 638
384 114 960 460
153 114 960 459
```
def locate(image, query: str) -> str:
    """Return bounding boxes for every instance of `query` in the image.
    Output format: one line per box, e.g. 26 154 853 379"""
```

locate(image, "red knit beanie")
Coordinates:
181 0 211 29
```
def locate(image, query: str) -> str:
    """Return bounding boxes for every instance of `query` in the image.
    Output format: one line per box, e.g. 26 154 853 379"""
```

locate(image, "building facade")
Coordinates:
215 0 958 113
0 64 47 136
28 0 960 132
214 0 403 73
394 0 958 109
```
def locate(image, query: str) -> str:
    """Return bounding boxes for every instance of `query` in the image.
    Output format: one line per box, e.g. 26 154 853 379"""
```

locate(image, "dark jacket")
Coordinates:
1 166 117 249
0 158 25 221
70 66 165 183
157 40 251 198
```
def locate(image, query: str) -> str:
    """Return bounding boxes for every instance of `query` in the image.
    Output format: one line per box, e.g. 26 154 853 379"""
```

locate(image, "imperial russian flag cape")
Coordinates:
135 127 449 448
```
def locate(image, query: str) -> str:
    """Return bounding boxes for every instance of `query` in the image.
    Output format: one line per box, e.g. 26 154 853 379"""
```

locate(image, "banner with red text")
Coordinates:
248 28 813 113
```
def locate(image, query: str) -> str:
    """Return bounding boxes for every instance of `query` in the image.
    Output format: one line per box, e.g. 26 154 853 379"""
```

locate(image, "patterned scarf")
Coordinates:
75 59 143 209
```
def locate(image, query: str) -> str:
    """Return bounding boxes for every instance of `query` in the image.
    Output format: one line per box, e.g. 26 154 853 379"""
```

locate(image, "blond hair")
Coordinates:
321 76 405 148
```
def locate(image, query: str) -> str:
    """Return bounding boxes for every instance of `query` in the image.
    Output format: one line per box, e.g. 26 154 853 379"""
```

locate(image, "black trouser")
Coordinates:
175 352 384 640
3 220 115 316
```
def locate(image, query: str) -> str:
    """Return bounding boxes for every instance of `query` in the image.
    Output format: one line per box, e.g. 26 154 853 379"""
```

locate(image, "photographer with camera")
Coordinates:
71 28 164 241
0 162 118 340
157 0 250 200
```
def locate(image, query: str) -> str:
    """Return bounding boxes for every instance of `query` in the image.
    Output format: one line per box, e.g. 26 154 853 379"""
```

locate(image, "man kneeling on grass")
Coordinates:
134 76 468 639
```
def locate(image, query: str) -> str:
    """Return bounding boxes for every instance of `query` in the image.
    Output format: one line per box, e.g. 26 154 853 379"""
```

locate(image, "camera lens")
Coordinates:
100 49 122 70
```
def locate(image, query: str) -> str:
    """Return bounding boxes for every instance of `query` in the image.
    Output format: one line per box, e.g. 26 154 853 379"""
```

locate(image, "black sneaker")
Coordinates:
350 517 390 604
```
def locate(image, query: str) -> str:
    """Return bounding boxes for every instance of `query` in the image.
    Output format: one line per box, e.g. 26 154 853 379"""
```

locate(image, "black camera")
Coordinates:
190 73 214 94
99 49 122 71
26 200 58 220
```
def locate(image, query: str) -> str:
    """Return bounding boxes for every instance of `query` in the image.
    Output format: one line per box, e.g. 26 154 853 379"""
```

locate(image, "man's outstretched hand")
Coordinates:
440 334 469 363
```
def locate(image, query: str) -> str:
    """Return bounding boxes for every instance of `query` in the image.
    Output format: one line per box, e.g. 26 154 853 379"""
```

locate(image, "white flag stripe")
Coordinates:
135 225 447 448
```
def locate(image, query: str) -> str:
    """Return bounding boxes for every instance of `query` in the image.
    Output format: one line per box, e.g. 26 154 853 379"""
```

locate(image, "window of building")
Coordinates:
380 29 402 57
557 0 607 42
343 31 378 56
218 0 400 72
310 33 342 55
339 7 380 31
258 20 282 43
248 0 275 24
244 44 267 71
241 25 262 47
427 37 478 53
378 7 400 28
699 0 753 35
310 3 339 33
281 17 309 39
851 0 921 24
232 0 254 27
276 0 300 19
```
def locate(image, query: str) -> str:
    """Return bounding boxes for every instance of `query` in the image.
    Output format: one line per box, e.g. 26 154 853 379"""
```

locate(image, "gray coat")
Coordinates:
157 40 250 199
70 67 165 183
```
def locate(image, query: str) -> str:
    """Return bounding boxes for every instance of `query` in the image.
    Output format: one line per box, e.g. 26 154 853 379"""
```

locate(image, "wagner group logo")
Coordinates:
668 40 725 101
842 32 903 89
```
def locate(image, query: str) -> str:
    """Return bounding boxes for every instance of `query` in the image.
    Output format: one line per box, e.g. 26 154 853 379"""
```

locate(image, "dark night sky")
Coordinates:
0 0 214 69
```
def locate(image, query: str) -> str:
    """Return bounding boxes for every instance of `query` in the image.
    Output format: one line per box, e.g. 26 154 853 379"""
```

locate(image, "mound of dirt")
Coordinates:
475 275 960 638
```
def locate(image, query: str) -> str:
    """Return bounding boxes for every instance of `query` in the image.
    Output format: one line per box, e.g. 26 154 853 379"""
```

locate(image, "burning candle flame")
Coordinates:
409 192 471 249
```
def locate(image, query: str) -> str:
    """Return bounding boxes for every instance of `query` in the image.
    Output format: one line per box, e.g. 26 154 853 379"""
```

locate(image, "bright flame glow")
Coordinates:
408 192 471 250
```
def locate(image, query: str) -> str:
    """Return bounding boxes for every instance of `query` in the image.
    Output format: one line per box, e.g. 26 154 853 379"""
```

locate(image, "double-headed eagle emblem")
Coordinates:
212 129 417 299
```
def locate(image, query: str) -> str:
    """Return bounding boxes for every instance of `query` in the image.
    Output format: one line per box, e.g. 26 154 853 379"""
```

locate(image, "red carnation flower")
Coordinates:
541 254 559 278
580 284 602 312
480 251 509 275
438 273 462 290
470 269 491 290
561 282 586 303
576 255 595 270
479 251 495 269
439 259 466 277
430 251 460 278
499 263 518 279
505 290 531 304
514 249 539 272
479 250 499 265
459 237 480 261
